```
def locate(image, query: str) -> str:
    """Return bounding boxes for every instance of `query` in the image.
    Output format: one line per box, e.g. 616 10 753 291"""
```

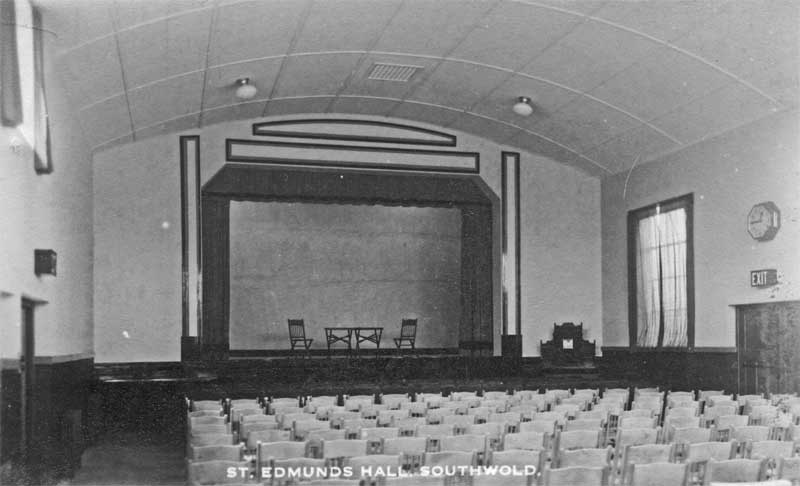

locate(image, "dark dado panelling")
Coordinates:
1 357 93 482
599 347 738 392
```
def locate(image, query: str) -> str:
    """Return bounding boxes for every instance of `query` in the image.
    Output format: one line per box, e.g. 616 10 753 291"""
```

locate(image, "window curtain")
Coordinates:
1 0 23 126
33 6 51 173
636 207 688 347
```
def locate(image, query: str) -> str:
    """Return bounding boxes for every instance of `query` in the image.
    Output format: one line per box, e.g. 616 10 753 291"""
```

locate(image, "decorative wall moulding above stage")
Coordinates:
251 119 457 147
226 139 480 174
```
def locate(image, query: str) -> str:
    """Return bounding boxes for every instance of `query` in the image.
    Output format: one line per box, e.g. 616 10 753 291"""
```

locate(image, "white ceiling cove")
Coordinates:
39 0 799 176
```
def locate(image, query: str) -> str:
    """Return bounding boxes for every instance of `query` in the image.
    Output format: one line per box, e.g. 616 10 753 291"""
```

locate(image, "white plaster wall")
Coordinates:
519 154 602 356
602 110 800 348
91 115 601 362
0 1 94 360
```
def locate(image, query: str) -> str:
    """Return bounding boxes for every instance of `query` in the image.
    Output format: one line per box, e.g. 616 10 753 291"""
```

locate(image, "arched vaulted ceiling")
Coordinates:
39 0 799 176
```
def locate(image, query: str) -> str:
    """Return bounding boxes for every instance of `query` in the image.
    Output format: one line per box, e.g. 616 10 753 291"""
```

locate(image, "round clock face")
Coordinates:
747 202 780 241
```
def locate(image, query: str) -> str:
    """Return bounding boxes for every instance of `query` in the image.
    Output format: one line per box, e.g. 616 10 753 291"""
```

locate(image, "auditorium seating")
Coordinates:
183 387 800 485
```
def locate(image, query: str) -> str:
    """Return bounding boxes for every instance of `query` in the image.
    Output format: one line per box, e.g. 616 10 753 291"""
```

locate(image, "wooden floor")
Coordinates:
67 432 184 486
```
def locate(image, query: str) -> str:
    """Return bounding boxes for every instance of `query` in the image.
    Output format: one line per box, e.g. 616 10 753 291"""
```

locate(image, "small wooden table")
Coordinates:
324 327 383 358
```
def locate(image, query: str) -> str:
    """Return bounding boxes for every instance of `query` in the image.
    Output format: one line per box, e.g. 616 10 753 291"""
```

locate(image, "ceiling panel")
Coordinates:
128 71 204 130
57 39 124 108
744 60 800 108
390 101 462 129
592 0 730 43
203 58 284 110
42 5 114 52
373 0 493 57
530 97 642 153
79 95 132 149
338 54 440 99
506 130 608 177
202 101 267 127
674 1 800 80
293 0 403 53
328 97 397 117
264 97 337 118
523 18 660 92
649 84 782 144
589 46 735 126
532 0 609 16
111 0 172 30
450 1 582 70
408 61 509 111
469 74 581 126
117 9 211 89
583 125 679 174
209 0 308 66
134 113 200 141
272 54 363 99
446 113 520 145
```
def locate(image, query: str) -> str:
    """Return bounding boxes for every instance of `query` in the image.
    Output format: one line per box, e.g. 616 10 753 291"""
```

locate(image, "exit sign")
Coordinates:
751 269 778 287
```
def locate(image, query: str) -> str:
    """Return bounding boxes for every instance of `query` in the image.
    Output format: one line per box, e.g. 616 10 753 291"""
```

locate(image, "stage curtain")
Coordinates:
201 196 230 353
1 0 23 126
460 204 493 346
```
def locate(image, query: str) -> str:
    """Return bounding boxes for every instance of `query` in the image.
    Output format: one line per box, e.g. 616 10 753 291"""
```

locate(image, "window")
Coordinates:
628 194 694 347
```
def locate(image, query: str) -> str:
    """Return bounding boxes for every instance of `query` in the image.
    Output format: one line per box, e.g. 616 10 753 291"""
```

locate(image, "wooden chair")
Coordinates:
271 457 326 484
346 454 402 476
394 318 417 350
360 427 399 453
288 318 313 357
416 424 455 452
423 450 477 468
393 417 426 436
628 462 689 486
519 419 557 435
322 439 368 468
503 431 549 451
381 436 427 473
556 429 603 450
703 458 767 485
777 456 800 483
686 441 739 485
190 444 243 463
465 422 505 451
541 465 610 486
471 474 532 486
555 447 613 468
746 440 796 479
380 394 411 410
619 443 677 485
187 459 251 485
440 434 488 464
490 449 542 474
191 399 223 412
256 440 308 471
306 429 347 458
731 425 772 444
380 476 445 486
564 418 605 432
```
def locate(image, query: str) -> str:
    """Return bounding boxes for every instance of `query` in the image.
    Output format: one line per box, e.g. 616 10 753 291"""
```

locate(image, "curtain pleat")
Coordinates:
636 207 688 347
1 0 23 126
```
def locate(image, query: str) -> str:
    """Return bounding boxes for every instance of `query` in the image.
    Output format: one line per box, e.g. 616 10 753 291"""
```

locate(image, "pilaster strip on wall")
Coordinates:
501 152 521 336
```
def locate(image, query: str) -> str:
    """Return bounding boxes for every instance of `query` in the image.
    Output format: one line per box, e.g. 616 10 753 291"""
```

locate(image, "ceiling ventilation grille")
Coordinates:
367 62 422 82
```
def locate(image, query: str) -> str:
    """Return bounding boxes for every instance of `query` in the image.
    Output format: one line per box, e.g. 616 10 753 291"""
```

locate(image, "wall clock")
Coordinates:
747 201 780 241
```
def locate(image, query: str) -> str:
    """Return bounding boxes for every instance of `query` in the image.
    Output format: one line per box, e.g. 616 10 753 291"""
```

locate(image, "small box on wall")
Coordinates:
750 268 777 287
34 249 57 276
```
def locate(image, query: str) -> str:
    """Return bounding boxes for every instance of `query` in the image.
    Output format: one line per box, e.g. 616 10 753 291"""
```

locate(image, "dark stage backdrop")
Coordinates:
228 201 461 350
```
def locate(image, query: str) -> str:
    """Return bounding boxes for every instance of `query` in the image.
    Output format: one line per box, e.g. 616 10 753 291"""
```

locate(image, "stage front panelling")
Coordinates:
228 201 461 350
